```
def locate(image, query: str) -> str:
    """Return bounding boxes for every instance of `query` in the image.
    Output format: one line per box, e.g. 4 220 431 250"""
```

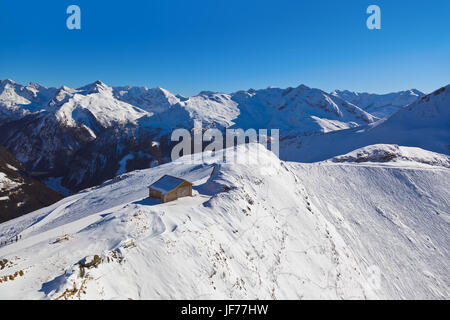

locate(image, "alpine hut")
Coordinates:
148 175 193 203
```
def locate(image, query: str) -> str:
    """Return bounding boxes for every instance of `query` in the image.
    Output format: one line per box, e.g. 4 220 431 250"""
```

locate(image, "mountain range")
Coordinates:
0 79 427 197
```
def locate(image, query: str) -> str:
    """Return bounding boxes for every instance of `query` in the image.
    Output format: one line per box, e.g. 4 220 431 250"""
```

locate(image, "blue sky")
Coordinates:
0 0 449 96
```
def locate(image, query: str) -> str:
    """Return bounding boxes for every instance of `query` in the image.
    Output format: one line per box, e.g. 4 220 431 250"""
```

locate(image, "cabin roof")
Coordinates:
148 175 190 195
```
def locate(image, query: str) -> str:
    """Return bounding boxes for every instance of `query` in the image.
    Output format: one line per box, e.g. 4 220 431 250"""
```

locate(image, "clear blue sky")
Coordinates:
0 0 449 96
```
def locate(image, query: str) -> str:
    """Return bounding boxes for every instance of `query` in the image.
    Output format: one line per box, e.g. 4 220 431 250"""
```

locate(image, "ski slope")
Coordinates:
0 144 448 299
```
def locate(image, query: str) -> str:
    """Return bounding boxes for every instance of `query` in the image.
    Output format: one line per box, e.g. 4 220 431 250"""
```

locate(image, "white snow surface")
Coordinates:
0 143 448 300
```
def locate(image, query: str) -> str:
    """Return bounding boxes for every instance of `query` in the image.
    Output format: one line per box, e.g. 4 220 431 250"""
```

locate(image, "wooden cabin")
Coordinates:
148 175 193 203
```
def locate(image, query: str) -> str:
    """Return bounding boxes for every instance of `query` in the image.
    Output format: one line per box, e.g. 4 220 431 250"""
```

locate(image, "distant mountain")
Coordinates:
230 85 375 136
282 85 450 162
0 147 62 223
331 89 424 118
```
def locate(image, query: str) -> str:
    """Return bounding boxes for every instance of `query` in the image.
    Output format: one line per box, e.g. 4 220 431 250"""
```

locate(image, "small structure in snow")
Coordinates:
148 175 193 203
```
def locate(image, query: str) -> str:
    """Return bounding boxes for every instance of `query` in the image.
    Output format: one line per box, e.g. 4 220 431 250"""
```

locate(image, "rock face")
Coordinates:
0 147 62 223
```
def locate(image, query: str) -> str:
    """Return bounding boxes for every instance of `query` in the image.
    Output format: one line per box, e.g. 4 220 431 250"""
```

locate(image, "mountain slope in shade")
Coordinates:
0 147 62 223
282 85 450 162
331 89 424 118
0 144 448 299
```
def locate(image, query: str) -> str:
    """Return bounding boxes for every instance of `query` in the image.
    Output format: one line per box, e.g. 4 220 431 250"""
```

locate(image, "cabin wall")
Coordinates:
149 188 162 200
161 182 193 203
163 190 178 203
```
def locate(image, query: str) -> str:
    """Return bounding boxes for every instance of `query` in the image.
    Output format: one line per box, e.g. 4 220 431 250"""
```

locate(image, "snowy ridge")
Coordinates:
0 144 448 299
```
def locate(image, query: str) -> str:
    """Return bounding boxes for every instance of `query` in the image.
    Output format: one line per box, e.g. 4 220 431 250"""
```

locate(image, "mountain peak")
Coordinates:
295 84 311 90
0 79 17 88
77 80 111 94
3 79 16 85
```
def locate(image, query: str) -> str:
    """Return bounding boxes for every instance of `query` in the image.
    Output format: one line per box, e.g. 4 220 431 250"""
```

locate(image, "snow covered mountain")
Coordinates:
0 80 389 195
0 147 62 223
331 89 424 118
0 79 441 201
0 144 448 299
282 85 450 162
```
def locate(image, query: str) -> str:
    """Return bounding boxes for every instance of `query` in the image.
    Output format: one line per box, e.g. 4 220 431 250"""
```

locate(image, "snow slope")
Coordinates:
290 160 449 299
0 144 448 299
